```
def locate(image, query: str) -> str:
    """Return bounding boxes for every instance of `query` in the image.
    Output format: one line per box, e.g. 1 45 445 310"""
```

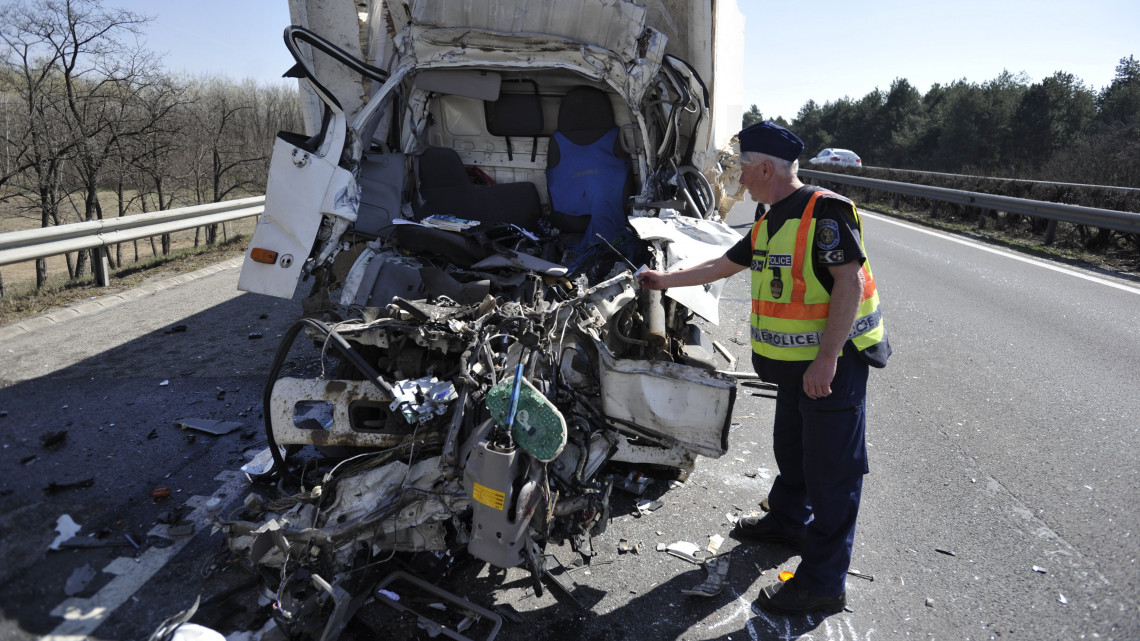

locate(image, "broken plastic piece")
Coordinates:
152 487 172 500
935 548 956 557
611 471 651 495
664 541 703 564
617 538 639 554
778 570 794 582
681 553 731 597
846 569 874 581
49 514 81 551
636 499 664 516
706 534 724 554
176 418 243 436
240 447 276 480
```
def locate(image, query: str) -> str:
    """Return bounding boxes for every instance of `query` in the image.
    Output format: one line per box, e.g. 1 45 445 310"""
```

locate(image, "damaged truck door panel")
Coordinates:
226 0 746 637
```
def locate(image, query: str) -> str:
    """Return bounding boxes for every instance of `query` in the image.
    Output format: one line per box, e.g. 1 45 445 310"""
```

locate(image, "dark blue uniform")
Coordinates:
726 185 889 596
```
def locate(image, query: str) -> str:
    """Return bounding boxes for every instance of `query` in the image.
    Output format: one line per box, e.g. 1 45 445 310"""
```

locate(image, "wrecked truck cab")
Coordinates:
229 0 744 631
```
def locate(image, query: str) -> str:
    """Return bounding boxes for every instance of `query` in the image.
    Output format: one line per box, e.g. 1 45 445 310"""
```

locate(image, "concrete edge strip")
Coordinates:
1 257 245 342
41 470 248 641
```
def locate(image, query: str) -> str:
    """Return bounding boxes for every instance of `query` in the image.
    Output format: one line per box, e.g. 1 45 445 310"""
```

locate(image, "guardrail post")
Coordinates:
92 246 111 287
1043 220 1058 245
893 193 901 210
930 200 939 218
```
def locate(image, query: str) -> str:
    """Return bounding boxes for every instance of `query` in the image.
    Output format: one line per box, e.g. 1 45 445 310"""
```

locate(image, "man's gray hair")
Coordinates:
741 150 799 176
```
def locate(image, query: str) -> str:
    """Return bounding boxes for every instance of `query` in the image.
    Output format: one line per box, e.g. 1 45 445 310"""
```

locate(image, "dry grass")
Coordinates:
0 188 261 325
0 235 251 326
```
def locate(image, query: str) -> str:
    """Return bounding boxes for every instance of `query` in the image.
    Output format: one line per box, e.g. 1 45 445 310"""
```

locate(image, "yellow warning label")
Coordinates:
472 483 506 511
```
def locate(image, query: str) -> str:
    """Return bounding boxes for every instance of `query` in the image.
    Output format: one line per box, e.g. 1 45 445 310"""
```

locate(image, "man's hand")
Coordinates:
635 256 746 291
635 269 669 290
803 356 838 399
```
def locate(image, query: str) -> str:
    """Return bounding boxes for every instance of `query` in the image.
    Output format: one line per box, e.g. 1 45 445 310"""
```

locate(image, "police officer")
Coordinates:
637 121 890 615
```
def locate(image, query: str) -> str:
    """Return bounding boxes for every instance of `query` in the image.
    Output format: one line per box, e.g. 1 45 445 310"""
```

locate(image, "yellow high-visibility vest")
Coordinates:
749 190 885 361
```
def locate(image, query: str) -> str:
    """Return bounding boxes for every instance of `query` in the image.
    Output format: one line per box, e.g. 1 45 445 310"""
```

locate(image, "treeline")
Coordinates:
744 56 1140 188
0 0 301 289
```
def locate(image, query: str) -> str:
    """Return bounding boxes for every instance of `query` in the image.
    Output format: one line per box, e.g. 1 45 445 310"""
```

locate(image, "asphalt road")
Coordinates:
0 198 1137 641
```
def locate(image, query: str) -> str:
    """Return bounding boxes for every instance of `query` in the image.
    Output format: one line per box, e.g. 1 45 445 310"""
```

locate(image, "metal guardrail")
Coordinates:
861 166 1140 195
0 196 265 285
799 169 1140 234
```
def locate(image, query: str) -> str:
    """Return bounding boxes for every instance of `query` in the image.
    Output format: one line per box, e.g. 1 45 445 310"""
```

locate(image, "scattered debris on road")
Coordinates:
681 552 731 597
175 418 243 436
48 514 81 551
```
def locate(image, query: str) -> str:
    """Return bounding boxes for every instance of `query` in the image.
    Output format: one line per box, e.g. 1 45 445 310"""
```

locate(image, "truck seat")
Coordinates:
414 147 542 231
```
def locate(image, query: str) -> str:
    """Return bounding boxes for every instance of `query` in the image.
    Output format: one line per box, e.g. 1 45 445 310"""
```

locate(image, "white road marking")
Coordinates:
43 470 246 641
863 211 1140 296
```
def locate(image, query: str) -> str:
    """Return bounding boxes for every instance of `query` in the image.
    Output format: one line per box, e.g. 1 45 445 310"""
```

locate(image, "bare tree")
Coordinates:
0 0 160 283
1 2 80 287
184 79 268 244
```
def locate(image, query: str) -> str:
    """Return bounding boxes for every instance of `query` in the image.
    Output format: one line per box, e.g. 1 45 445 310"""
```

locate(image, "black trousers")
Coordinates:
766 354 870 596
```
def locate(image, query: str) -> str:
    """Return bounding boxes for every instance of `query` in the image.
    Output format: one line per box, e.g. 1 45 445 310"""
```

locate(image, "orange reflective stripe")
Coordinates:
751 270 877 320
752 298 830 320
750 212 768 249
790 192 824 304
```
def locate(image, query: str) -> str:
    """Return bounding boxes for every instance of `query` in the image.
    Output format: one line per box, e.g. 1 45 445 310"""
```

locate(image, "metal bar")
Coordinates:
863 166 1140 195
0 197 265 267
800 170 1140 234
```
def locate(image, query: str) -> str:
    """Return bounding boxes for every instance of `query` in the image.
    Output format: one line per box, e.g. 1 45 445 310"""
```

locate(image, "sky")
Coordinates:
113 0 1138 122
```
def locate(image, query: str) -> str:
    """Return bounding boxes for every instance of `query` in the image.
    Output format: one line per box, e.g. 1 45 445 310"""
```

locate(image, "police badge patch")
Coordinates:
816 219 840 250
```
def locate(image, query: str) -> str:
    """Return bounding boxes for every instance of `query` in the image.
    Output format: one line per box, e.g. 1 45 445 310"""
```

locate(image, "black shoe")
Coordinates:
732 514 806 550
755 578 846 616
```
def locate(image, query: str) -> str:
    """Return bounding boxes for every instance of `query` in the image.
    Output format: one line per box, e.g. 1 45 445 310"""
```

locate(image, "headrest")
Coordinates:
557 87 615 143
486 91 544 137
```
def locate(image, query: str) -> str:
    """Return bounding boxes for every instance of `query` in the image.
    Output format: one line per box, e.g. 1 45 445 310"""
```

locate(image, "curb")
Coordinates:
0 257 244 342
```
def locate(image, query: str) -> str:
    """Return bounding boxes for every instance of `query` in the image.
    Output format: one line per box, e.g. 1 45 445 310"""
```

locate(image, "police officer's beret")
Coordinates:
738 121 804 162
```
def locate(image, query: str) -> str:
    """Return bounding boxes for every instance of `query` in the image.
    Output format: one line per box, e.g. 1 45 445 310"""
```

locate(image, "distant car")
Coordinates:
809 148 862 168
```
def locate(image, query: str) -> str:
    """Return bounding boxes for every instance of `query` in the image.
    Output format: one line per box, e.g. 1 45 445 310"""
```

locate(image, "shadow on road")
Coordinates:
0 288 298 640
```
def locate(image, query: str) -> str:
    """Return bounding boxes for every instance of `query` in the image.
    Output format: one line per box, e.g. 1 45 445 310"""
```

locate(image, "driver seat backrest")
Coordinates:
545 86 632 237
414 147 542 231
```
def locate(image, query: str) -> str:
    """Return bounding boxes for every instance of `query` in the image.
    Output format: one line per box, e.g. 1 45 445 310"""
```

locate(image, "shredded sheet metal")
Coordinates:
629 210 742 324
681 552 731 597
